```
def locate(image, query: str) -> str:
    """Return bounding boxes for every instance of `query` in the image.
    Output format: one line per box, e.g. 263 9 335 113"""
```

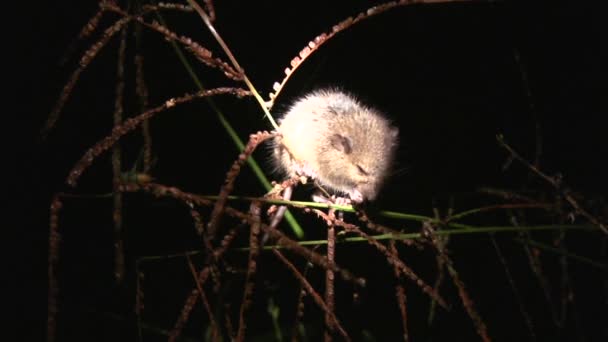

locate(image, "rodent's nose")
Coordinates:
357 183 378 202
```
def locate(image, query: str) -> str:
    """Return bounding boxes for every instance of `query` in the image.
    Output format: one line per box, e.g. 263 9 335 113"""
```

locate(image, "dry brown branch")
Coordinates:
123 181 365 287
423 223 491 342
135 265 145 340
273 249 351 341
236 202 263 341
290 253 315 342
42 16 131 140
498 135 608 235
262 222 366 287
78 6 105 39
325 221 336 342
447 263 491 342
47 195 63 342
266 0 471 109
185 254 220 340
133 24 153 172
111 23 127 284
490 236 536 341
66 87 251 187
356 210 421 249
103 2 243 80
142 2 194 13
117 183 239 342
335 215 448 308
521 231 560 327
207 131 275 239
390 241 410 342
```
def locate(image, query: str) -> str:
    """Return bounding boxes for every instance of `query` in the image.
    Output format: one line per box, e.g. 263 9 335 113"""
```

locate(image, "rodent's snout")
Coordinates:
353 182 379 202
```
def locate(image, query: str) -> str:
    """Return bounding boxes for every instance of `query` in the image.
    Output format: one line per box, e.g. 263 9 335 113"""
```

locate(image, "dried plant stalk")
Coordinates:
133 23 152 172
390 241 409 342
42 17 131 139
111 24 127 283
185 255 220 340
315 209 447 308
521 231 559 326
266 0 468 108
424 223 491 342
135 263 144 341
103 2 243 80
47 195 63 342
66 87 251 187
78 6 105 39
498 135 608 234
490 236 536 341
207 131 275 239
143 2 194 12
236 202 263 341
273 249 350 341
325 223 336 342
446 263 491 342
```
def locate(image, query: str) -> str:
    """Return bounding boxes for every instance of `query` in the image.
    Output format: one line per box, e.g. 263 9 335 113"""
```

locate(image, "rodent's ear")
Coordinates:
329 134 353 154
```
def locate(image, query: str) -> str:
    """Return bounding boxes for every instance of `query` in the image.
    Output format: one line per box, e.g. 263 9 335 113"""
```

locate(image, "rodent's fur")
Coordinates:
272 89 398 202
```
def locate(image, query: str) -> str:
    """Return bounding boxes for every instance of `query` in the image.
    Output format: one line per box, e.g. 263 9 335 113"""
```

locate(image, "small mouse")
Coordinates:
272 89 399 203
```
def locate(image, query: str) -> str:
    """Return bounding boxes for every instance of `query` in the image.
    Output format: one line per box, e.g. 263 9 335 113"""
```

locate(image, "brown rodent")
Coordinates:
272 89 398 203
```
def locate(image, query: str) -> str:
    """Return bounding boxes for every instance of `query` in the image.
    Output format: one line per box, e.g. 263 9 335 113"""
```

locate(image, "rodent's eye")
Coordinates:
356 164 369 176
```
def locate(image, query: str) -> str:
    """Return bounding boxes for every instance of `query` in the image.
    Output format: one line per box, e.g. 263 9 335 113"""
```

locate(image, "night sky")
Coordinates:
15 1 606 341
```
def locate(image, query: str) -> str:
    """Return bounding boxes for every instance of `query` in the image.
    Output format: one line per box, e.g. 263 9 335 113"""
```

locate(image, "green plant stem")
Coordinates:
186 0 278 129
514 238 608 271
135 224 597 261
155 11 303 238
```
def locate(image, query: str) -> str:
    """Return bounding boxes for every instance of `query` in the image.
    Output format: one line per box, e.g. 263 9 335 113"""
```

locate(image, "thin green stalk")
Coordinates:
235 224 594 251
514 238 608 271
134 224 598 260
185 0 278 129
154 12 303 238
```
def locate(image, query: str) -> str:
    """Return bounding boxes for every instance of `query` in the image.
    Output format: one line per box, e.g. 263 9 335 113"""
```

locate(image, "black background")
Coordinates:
14 1 606 341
